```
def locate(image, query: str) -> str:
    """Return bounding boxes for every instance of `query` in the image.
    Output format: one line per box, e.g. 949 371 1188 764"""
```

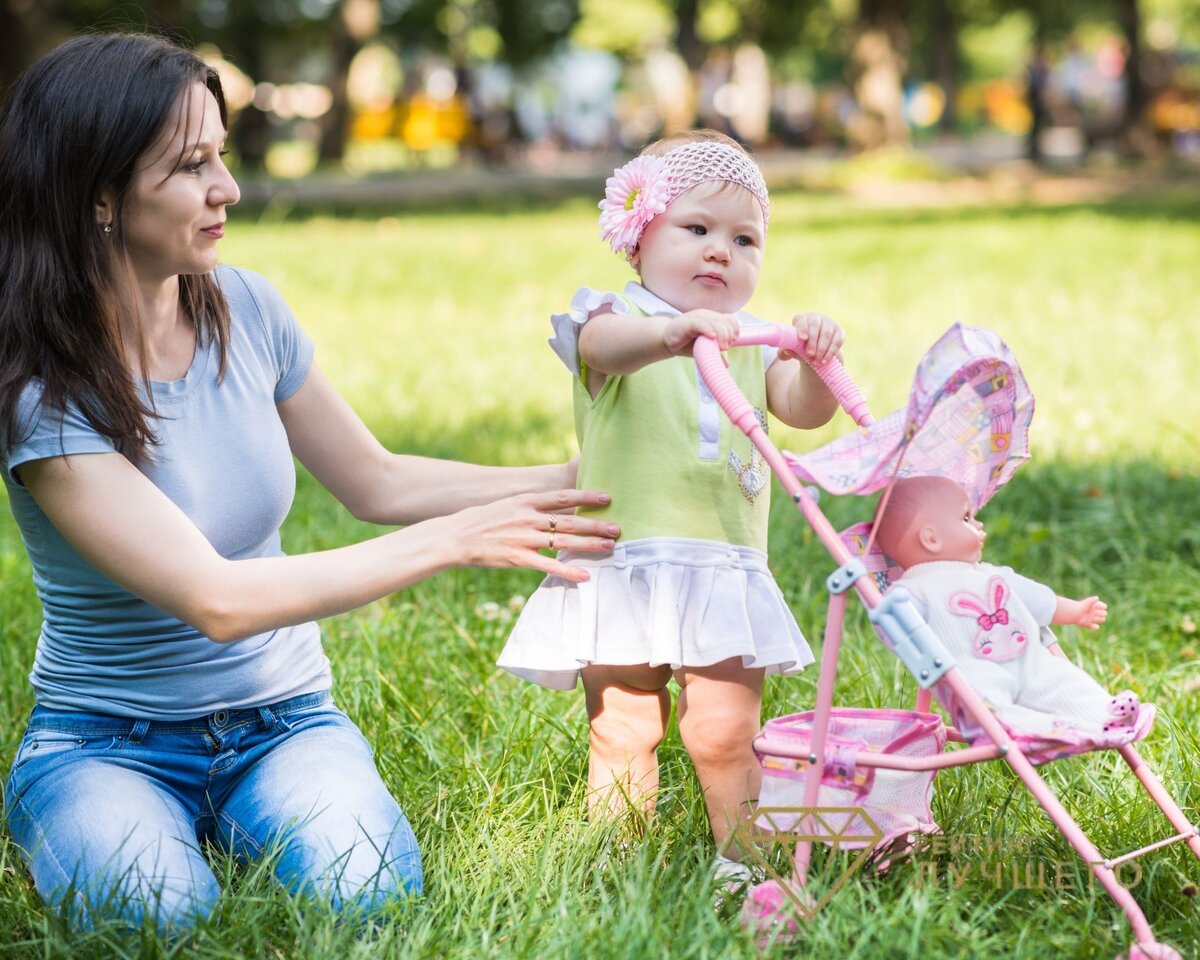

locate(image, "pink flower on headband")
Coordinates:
597 141 770 259
598 155 671 257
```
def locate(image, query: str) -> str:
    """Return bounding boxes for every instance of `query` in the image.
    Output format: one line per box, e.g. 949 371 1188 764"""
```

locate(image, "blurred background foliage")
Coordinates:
3 0 1198 178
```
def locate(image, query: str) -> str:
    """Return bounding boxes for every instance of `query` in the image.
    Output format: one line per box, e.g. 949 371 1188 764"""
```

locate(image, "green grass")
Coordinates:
1 188 1199 958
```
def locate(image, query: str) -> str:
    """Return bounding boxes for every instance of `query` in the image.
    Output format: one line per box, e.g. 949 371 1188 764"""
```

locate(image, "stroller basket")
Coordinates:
756 707 946 848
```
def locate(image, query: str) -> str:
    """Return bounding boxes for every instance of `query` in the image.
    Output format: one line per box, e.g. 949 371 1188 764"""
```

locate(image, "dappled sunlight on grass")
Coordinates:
1 192 1197 958
224 191 1199 466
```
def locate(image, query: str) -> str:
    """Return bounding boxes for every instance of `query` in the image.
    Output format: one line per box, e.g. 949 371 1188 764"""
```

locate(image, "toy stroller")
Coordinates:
692 323 1198 960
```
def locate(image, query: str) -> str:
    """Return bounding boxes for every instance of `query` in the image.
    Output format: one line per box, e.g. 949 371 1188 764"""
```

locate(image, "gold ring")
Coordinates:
548 514 559 532
548 532 556 551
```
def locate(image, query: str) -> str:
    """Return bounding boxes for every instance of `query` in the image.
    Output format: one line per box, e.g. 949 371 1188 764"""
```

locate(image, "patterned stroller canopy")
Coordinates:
784 323 1034 513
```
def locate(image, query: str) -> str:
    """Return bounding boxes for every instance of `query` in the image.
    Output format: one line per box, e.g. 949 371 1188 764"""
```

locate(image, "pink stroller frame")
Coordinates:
692 323 1198 960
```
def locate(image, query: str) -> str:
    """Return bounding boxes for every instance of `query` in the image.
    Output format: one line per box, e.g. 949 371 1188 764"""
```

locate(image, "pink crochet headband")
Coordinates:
598 140 770 258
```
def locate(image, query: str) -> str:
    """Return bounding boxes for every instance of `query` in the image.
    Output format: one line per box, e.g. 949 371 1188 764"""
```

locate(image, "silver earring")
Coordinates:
103 223 113 235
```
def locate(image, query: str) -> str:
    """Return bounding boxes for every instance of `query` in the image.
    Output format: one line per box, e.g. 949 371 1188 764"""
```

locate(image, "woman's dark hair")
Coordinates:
0 32 232 462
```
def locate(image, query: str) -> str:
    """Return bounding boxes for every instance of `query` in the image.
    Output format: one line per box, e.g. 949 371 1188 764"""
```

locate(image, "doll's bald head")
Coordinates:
873 476 979 569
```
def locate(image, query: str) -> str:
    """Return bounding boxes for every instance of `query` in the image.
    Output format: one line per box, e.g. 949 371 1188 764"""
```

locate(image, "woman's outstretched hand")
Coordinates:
436 488 618 582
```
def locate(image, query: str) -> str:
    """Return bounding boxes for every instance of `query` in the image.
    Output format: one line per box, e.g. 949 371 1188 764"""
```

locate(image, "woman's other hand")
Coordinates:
435 488 618 583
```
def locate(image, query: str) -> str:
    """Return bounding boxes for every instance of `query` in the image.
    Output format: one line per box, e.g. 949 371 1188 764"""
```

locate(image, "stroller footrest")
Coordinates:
869 588 955 689
1102 826 1200 869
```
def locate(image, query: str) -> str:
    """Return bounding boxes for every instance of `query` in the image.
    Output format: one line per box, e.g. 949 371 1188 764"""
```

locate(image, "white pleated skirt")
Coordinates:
497 537 815 690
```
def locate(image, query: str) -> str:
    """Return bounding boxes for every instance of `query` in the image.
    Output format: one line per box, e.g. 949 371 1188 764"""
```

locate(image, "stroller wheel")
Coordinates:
740 880 802 947
1121 942 1183 960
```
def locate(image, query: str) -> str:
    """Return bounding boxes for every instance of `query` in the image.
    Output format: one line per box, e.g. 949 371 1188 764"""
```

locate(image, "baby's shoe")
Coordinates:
714 854 754 885
741 879 802 947
712 854 760 910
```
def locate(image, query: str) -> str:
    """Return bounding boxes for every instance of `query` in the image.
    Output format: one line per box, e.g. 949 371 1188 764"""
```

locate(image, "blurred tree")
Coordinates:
684 0 913 149
217 2 272 172
740 0 821 57
0 0 109 90
0 0 32 94
662 0 822 134
849 0 910 147
571 0 675 58
318 0 381 163
908 0 966 130
992 0 1102 161
379 0 579 144
383 0 579 66
493 0 580 67
930 2 962 129
1115 0 1146 143
672 0 704 72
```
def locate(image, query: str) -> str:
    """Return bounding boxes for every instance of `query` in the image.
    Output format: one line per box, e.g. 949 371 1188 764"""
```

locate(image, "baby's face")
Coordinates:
634 180 764 314
920 482 987 563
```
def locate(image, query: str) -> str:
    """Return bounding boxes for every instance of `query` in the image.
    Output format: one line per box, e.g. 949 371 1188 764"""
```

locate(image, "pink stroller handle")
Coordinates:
693 328 873 429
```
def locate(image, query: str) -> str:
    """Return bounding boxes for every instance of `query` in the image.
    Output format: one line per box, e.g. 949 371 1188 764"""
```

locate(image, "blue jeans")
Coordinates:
3 691 422 931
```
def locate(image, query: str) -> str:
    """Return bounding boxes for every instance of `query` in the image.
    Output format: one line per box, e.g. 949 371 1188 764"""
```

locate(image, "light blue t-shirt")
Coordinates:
2 265 332 720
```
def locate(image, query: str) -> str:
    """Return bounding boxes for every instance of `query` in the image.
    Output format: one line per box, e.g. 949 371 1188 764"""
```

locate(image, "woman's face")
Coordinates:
117 83 239 286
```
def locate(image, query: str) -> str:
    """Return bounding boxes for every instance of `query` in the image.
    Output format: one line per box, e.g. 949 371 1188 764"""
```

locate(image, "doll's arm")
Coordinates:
1053 595 1108 629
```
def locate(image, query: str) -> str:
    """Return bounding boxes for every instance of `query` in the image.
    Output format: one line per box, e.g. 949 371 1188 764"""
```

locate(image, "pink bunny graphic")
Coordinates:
948 575 1028 661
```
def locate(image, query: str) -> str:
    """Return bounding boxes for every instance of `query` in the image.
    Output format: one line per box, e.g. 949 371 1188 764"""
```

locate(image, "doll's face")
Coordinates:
633 180 764 315
918 481 987 563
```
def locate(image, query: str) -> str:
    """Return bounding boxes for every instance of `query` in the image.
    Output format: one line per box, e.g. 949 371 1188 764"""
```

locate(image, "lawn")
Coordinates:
1 186 1198 959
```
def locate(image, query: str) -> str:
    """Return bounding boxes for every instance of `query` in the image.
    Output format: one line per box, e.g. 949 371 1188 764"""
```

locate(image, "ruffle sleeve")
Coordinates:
548 287 633 377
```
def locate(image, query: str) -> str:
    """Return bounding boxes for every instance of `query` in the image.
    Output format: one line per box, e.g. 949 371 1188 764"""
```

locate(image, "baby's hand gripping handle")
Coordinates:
692 327 873 432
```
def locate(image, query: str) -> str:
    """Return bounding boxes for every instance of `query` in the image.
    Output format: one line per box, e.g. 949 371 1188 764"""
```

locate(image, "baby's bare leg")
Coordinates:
674 658 765 852
581 663 673 820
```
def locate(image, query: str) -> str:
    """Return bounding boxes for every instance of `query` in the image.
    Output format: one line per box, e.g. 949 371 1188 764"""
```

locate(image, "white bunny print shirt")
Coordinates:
893 561 1142 748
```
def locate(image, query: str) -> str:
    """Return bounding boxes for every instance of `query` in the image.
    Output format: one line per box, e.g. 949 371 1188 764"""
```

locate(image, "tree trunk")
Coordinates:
848 0 910 149
318 0 380 164
226 4 270 173
1026 20 1049 165
670 0 703 131
145 0 189 44
1116 0 1145 143
932 4 960 131
318 13 359 163
0 0 72 93
673 0 705 73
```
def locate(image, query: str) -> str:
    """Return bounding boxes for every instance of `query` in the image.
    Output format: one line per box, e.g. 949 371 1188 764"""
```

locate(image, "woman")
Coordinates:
0 33 618 931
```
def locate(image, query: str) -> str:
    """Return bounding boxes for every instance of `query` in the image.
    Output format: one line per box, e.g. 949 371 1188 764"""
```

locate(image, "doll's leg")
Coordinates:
581 664 672 820
1017 646 1120 729
674 658 765 852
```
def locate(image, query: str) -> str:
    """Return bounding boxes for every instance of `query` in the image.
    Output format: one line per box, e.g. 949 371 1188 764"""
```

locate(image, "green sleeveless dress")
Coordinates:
498 282 814 690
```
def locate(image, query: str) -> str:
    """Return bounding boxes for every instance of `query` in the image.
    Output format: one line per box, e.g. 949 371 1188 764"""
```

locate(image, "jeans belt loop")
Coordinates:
258 705 295 732
128 719 150 745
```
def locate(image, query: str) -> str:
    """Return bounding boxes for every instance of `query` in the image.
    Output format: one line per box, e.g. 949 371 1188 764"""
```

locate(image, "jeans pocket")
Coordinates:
11 731 87 772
